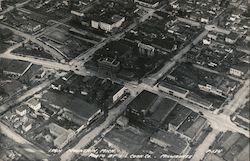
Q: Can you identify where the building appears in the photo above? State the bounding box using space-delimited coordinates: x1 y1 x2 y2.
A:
97 57 120 76
158 82 190 99
150 130 189 155
103 126 148 155
229 64 249 78
207 31 218 40
146 97 177 128
0 28 13 39
126 90 158 121
16 105 28 116
137 42 155 57
165 104 209 141
51 78 65 91
26 98 41 112
112 86 128 103
225 32 239 44
134 0 159 8
91 15 125 32
49 123 76 149
232 101 249 130
22 121 32 132
1 59 32 79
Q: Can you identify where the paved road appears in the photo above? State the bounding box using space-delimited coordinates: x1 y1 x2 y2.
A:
145 30 209 85
0 80 52 114
0 0 31 15
140 84 249 137
0 52 71 71
0 23 65 61
193 64 244 83
0 122 49 160
60 94 140 161
222 79 250 115
191 129 220 161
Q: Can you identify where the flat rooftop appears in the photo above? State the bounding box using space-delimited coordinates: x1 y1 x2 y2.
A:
104 126 148 154
150 97 177 123
42 90 100 119
165 104 192 127
0 59 31 75
128 90 158 112
151 130 188 155
159 81 189 94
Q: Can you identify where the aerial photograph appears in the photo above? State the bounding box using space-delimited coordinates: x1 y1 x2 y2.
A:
0 0 249 161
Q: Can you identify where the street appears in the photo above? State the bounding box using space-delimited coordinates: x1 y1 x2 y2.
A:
191 129 220 161
0 122 49 160
60 94 139 161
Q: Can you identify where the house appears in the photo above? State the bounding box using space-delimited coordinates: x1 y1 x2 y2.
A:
51 78 65 91
91 15 125 32
22 121 32 132
225 32 239 44
134 0 160 8
207 31 218 40
16 105 28 116
26 98 41 112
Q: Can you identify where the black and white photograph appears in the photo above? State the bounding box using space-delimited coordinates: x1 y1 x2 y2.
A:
0 0 249 161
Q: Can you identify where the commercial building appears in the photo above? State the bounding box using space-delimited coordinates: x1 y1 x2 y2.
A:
134 0 160 8
26 98 41 112
126 90 158 121
16 105 28 117
203 131 249 161
1 59 32 79
225 32 239 44
97 57 121 76
229 64 249 78
158 81 189 99
49 123 76 149
150 130 189 155
232 101 249 130
103 126 149 155
22 121 32 132
165 104 209 141
91 15 125 32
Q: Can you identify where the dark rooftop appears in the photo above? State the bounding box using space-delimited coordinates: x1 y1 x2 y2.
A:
42 90 100 119
151 130 188 155
165 104 192 127
0 59 31 75
150 97 177 123
128 90 158 112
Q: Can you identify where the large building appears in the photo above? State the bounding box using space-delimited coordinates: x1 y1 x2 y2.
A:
158 81 190 99
97 57 121 76
91 14 125 32
49 123 76 149
134 0 160 8
126 90 158 121
165 104 209 142
0 59 32 79
150 130 189 155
